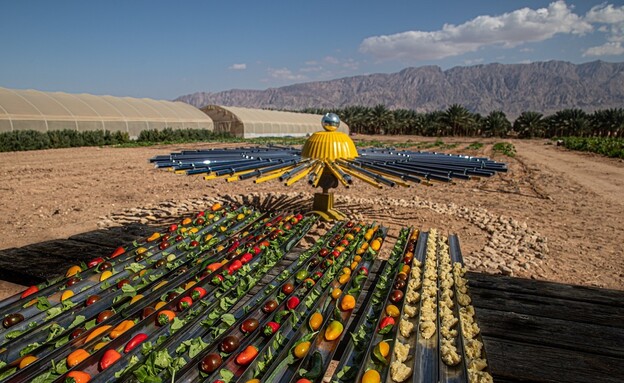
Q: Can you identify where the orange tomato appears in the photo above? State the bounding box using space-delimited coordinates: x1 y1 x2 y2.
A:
340 294 356 311
66 349 90 368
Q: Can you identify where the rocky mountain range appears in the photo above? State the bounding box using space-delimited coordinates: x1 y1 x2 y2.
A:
176 60 624 118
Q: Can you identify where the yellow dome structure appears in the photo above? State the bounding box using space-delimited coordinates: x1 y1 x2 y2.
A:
301 128 358 161
153 112 508 222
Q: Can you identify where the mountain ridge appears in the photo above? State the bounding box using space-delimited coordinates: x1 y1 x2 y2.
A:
176 60 624 118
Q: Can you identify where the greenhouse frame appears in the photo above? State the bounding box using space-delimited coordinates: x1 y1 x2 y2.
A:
0 87 213 137
202 105 350 138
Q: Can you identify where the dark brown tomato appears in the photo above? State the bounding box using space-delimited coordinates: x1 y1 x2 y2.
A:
200 353 222 373
396 273 408 281
142 306 155 320
262 300 278 313
165 292 180 302
97 310 115 323
116 279 130 289
69 327 86 340
240 318 259 334
281 283 294 295
154 259 167 268
98 262 112 272
134 254 145 262
309 257 320 267
2 313 24 328
85 295 101 306
219 335 240 353
394 280 406 290
66 277 81 287
390 290 404 304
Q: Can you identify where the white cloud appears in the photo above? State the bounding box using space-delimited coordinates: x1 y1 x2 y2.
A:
583 3 624 56
584 41 624 56
267 67 307 81
585 3 624 24
360 1 592 61
228 63 247 70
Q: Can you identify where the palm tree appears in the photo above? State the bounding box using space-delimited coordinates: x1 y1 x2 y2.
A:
590 108 624 137
548 109 589 137
369 104 394 135
514 111 545 138
482 111 511 137
441 104 475 136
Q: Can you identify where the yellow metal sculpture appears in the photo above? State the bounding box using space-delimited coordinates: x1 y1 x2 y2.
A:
151 112 507 221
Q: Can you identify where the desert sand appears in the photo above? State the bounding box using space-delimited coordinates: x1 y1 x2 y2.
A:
0 136 622 299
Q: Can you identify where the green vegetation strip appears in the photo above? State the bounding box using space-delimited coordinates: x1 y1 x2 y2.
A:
558 137 624 159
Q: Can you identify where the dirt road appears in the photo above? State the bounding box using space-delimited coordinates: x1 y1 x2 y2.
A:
514 141 624 207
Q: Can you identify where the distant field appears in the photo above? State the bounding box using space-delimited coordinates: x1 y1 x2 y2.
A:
557 136 624 159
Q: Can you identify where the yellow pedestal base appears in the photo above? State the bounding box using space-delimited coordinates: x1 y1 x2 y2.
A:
311 192 346 221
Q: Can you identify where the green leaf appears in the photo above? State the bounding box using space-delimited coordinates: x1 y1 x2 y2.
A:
122 283 137 296
219 368 234 383
45 306 63 319
84 318 97 330
30 371 56 383
221 313 236 326
36 296 52 311
5 329 25 340
170 317 185 332
125 262 145 273
188 338 209 358
20 342 41 356
45 323 65 342
69 315 86 328
53 358 68 375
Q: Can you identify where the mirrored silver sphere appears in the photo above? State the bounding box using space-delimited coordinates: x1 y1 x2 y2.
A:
321 113 340 131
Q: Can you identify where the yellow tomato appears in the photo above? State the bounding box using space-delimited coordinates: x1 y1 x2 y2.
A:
362 369 381 383
99 270 113 282
331 288 342 300
308 312 323 331
146 232 161 242
340 294 356 311
385 304 400 318
135 247 148 255
370 239 382 252
354 255 362 262
61 290 74 302
130 294 144 305
293 341 311 359
324 321 344 341
338 274 350 285
184 281 197 290
19 355 37 369
155 301 168 310
376 341 390 358
65 265 82 278
342 267 351 275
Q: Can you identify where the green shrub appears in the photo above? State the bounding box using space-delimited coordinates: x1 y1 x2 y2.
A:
559 137 624 159
466 142 484 150
0 129 132 152
493 142 516 157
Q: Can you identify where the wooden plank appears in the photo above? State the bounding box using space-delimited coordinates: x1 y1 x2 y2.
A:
25 239 112 264
484 336 624 383
470 287 624 328
467 271 624 307
68 224 153 248
0 247 54 285
475 307 624 358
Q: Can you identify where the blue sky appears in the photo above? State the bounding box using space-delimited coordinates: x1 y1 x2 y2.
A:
1 0 623 100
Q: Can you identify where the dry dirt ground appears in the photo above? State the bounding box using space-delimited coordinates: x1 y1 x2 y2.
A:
0 136 622 299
